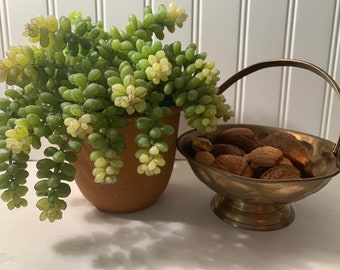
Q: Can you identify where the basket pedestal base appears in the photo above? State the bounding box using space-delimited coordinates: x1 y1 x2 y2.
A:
211 194 295 231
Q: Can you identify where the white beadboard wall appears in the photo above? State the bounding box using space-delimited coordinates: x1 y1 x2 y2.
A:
0 0 339 160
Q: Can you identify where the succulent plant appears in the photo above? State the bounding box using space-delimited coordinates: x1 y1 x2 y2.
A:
0 2 233 221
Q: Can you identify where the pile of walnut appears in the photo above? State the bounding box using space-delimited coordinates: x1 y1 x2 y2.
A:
191 127 310 180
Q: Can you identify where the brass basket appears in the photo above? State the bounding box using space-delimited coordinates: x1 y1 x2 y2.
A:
177 59 340 231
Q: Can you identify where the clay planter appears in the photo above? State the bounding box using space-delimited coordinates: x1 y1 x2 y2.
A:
73 108 181 213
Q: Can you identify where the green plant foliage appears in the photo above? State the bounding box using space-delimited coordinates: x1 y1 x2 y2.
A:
0 3 233 222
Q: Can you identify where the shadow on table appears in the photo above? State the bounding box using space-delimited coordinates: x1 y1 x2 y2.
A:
53 171 340 270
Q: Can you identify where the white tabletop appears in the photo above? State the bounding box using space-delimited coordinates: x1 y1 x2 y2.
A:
0 160 340 270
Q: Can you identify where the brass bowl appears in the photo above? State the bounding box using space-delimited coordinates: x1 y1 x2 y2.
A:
177 59 340 231
177 124 340 231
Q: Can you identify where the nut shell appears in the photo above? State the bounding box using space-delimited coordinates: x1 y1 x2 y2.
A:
261 131 309 169
279 157 293 166
260 164 301 180
216 134 261 153
211 144 246 157
194 151 215 165
212 154 253 177
191 137 213 152
216 127 256 140
244 146 283 167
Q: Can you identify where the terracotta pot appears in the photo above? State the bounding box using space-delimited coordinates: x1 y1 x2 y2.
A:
73 107 181 213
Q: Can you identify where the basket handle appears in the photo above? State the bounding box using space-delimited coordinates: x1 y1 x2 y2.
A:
218 58 340 158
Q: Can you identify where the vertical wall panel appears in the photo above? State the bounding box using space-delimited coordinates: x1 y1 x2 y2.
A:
103 0 143 30
329 89 340 143
324 0 340 143
242 0 289 127
329 22 340 142
246 0 288 64
286 0 335 135
5 0 47 46
200 0 241 80
0 0 7 54
54 0 97 20
200 0 241 124
0 0 339 153
0 0 8 96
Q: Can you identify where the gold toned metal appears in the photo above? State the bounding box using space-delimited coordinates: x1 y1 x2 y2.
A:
218 58 340 160
211 194 295 231
177 59 340 231
177 124 339 231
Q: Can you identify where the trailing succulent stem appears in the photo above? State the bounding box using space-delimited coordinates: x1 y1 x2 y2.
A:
0 2 233 221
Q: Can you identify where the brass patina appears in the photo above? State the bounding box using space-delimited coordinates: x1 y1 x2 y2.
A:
177 59 340 231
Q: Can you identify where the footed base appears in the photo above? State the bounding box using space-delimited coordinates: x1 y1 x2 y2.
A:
211 194 295 231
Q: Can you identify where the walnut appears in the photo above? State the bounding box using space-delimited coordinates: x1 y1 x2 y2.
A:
191 137 213 152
